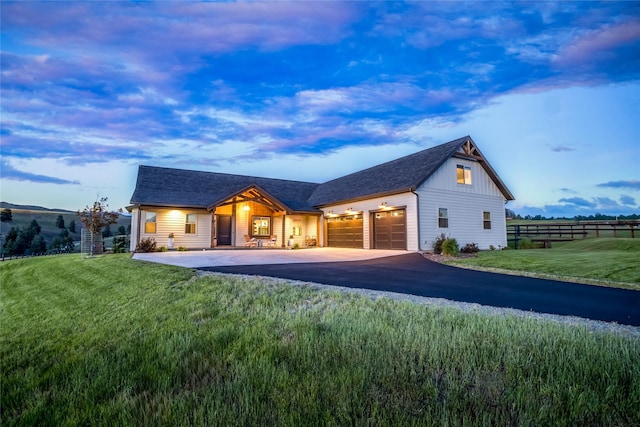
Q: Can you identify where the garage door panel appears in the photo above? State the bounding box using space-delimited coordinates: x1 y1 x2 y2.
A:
327 215 363 248
374 209 407 250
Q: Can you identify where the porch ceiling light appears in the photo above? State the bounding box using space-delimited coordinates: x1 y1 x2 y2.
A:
242 205 250 211
378 202 388 209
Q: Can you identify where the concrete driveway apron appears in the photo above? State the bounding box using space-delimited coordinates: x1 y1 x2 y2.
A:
133 247 408 268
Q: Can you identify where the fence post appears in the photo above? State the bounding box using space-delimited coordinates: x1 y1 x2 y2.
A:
631 224 635 239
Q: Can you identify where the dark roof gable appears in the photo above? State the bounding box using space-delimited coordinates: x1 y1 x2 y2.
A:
130 136 514 210
308 136 469 206
130 166 320 212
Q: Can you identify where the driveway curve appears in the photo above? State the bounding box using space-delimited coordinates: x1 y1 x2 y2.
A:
197 253 640 326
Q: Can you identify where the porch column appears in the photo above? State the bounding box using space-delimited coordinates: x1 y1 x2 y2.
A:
281 214 286 248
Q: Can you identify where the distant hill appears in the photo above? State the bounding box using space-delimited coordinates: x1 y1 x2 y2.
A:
0 202 75 213
1 202 131 253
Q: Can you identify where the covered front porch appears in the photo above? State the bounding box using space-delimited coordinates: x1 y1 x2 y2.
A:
209 184 321 249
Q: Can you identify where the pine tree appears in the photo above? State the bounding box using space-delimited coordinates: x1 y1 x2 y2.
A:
0 208 12 222
56 215 65 229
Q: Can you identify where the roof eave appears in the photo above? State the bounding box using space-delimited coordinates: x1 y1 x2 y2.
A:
313 187 415 208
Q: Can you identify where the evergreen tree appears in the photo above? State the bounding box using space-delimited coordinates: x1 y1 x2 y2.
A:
0 208 12 222
29 219 41 234
30 235 47 254
117 225 126 235
102 225 112 238
69 220 76 233
56 215 65 229
2 227 19 255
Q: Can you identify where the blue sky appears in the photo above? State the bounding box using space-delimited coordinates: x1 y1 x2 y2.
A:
1 1 639 217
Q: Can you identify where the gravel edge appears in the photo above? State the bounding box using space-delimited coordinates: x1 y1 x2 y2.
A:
197 271 640 339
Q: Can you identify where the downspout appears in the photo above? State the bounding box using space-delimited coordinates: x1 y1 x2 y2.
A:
411 189 422 251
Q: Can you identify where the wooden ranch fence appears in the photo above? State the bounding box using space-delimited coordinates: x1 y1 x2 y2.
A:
507 220 639 248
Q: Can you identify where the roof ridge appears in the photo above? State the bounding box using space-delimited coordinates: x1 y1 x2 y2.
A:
138 164 320 186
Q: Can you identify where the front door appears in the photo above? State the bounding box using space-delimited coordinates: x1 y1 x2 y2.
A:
217 215 232 246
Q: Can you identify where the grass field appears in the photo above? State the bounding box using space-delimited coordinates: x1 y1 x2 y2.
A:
448 238 640 289
2 254 639 426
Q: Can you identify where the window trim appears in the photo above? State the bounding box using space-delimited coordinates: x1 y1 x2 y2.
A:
438 208 448 228
456 164 472 185
185 213 197 234
251 215 271 237
144 211 157 234
483 211 492 230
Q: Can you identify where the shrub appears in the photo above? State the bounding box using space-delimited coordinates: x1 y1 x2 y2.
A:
489 244 496 251
112 236 129 253
433 233 447 254
135 237 157 253
177 246 188 251
461 242 479 254
158 246 168 252
441 238 459 257
519 238 536 249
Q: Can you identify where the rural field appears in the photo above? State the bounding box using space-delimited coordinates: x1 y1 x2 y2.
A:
448 238 640 290
1 252 639 426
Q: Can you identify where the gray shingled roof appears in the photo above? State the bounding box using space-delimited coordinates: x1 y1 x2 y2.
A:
308 136 469 206
130 167 320 212
130 136 514 211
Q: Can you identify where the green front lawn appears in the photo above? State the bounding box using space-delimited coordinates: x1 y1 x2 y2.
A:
449 238 640 288
2 254 639 426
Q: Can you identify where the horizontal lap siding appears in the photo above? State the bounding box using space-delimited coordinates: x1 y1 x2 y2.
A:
138 207 211 249
417 158 507 250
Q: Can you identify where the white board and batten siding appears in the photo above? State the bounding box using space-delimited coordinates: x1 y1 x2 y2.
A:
417 158 508 250
134 207 212 249
321 193 419 250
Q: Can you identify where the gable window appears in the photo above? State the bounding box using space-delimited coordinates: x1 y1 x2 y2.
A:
144 211 157 234
252 216 271 237
438 208 448 228
185 214 197 234
483 211 491 230
456 165 472 185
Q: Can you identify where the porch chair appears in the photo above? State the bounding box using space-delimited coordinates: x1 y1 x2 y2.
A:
244 235 258 247
266 235 278 247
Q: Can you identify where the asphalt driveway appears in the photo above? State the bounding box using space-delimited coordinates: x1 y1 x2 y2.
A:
197 253 640 326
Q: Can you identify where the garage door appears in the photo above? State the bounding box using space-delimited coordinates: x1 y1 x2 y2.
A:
373 209 406 250
327 215 363 248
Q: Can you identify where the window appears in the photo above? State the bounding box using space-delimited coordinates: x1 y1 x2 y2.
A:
483 211 491 230
456 165 472 185
144 211 157 234
438 208 448 228
252 216 271 236
185 213 197 234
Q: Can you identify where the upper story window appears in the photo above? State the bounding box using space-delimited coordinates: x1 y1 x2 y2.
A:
185 214 197 234
456 165 472 185
252 216 271 237
144 211 157 234
438 208 448 228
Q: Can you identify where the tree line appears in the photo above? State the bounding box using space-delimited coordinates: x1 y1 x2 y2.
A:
1 198 127 257
505 208 640 221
